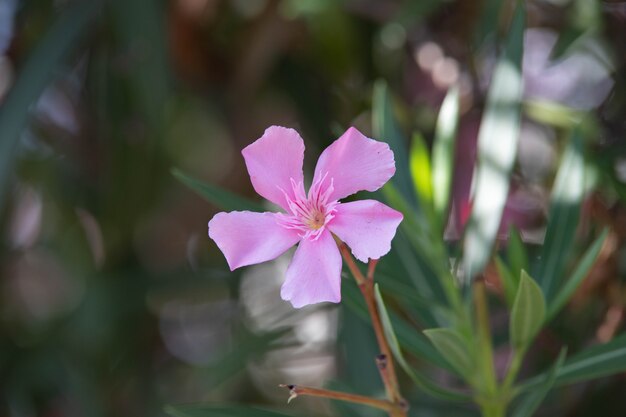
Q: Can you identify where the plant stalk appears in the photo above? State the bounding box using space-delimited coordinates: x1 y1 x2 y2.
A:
338 242 407 417
279 385 402 414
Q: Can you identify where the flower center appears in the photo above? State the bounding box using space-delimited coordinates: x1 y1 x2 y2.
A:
276 173 338 240
306 209 326 230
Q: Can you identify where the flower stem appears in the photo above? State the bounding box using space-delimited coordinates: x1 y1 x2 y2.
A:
337 242 407 417
278 385 402 414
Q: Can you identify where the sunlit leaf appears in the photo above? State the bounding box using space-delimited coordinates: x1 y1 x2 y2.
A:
462 2 525 282
171 168 264 212
510 271 545 350
535 128 585 301
431 85 460 223
409 132 433 209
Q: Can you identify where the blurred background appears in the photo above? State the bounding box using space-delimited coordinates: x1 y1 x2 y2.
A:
1 0 625 416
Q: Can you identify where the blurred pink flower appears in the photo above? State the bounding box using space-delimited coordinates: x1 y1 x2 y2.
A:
208 126 403 308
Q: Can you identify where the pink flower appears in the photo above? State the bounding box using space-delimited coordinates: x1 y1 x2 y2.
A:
208 126 403 308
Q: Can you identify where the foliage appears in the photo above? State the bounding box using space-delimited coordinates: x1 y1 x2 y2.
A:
1 1 626 417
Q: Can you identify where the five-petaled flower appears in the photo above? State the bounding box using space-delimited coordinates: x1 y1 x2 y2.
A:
208 126 403 308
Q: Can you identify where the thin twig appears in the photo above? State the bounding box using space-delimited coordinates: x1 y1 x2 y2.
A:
278 385 401 414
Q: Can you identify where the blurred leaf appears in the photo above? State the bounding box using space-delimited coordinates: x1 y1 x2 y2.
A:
431 85 460 224
381 183 450 309
507 227 528 277
555 333 626 385
524 99 585 129
536 128 585 301
510 348 566 417
204 329 288 388
110 0 169 129
394 0 449 25
547 229 608 321
342 281 450 370
171 168 264 212
409 133 433 210
495 256 518 308
372 80 414 204
423 328 474 378
165 404 293 417
462 2 525 282
373 284 470 401
521 334 626 391
510 271 545 350
473 0 504 48
0 0 101 209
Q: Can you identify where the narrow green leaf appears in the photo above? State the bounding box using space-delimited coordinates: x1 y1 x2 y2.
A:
536 128 585 301
0 0 101 209
510 271 546 350
373 284 471 402
555 333 626 385
423 328 474 378
495 256 519 308
510 348 567 417
409 133 433 208
547 229 608 320
165 404 293 417
342 281 449 369
521 334 626 391
172 168 264 212
431 85 460 222
507 227 529 277
462 2 525 282
372 80 414 203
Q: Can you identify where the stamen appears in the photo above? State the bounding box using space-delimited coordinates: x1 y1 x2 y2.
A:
275 175 339 240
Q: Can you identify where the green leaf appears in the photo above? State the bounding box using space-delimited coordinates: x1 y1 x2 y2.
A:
495 256 519 308
431 85 460 223
342 281 450 369
555 333 626 385
423 328 474 378
172 168 264 212
165 404 293 417
373 284 471 402
520 334 626 392
536 128 585 301
507 227 529 278
372 80 414 203
462 2 525 282
547 229 608 321
409 133 433 209
510 348 567 417
0 0 101 210
510 271 546 350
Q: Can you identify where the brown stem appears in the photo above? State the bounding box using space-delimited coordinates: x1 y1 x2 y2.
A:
279 385 402 414
337 242 406 416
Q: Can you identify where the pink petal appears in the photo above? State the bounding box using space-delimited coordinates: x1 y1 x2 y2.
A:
242 126 305 211
208 211 300 270
281 230 342 308
312 127 396 201
328 200 403 262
